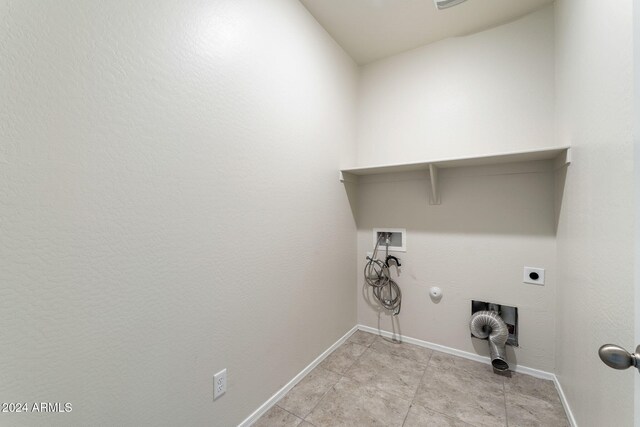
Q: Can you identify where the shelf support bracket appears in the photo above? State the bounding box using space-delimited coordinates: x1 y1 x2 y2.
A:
339 171 358 184
554 147 572 169
429 164 440 205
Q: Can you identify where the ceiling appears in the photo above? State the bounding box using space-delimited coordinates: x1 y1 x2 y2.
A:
299 0 553 64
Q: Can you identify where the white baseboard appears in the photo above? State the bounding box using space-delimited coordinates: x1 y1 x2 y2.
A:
238 325 358 427
239 323 577 427
552 374 578 427
357 324 554 380
357 324 577 426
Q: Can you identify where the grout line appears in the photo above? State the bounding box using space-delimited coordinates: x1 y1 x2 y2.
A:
406 351 502 426
368 329 468 425
303 372 339 421
274 405 305 424
302 386 332 422
302 367 345 418
503 380 509 427
401 348 434 426
340 331 416 426
330 337 370 377
302 337 371 422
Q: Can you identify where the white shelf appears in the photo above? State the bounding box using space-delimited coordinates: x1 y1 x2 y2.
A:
340 146 571 205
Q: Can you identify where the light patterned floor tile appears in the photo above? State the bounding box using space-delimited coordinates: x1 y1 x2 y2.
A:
254 405 302 427
413 368 506 427
345 348 427 401
318 342 367 375
255 348 569 427
403 404 474 427
277 367 341 418
369 336 432 364
346 330 377 347
305 377 411 427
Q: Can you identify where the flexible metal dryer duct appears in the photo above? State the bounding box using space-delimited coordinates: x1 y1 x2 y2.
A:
469 310 509 371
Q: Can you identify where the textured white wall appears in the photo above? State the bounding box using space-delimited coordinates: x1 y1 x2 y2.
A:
354 7 558 372
356 6 555 166
554 0 635 425
0 1 357 426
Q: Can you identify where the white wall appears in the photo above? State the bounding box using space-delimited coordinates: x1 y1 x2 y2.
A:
356 6 555 166
635 0 640 423
354 6 558 372
554 0 635 425
0 1 357 425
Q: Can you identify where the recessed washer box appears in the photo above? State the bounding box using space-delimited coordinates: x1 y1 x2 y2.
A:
373 228 406 252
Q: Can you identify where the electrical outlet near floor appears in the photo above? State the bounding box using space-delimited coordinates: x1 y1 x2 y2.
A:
214 369 227 400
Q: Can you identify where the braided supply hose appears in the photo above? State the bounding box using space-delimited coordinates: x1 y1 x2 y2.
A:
364 234 401 315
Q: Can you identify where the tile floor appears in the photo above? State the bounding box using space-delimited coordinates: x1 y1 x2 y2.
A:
255 330 569 427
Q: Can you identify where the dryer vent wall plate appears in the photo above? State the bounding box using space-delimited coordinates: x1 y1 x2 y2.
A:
471 300 518 347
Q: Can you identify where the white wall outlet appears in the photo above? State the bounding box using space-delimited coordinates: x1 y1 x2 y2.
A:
213 369 227 400
523 267 545 285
